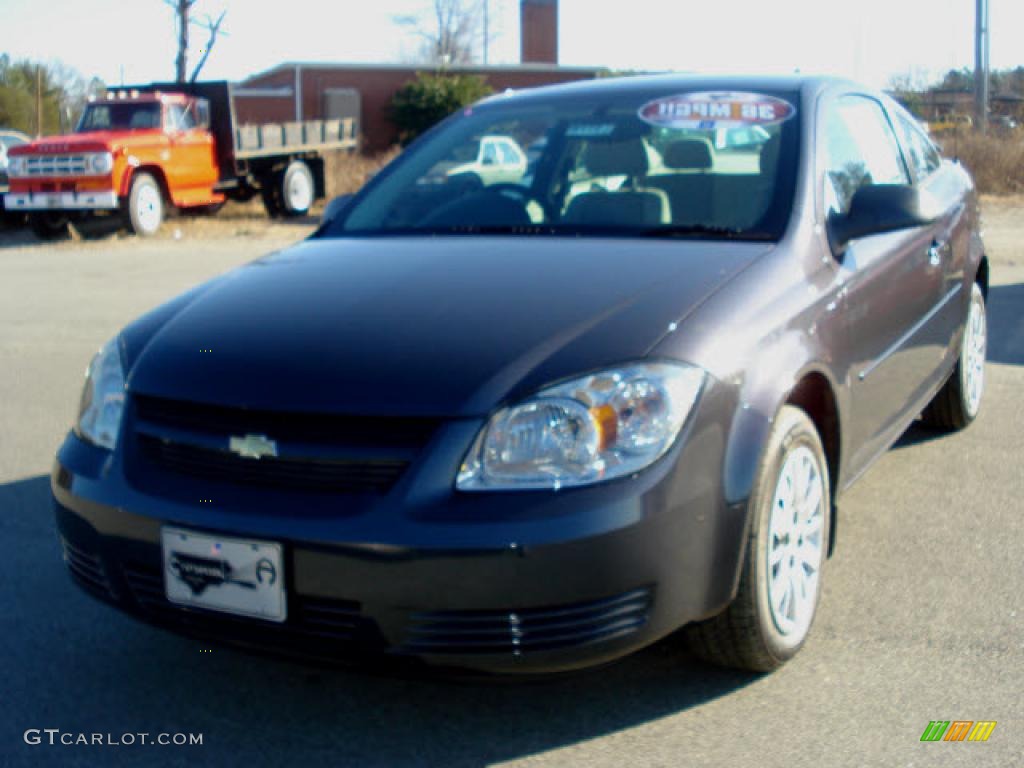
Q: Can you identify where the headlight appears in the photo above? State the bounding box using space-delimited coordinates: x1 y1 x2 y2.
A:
76 338 126 450
88 152 114 175
8 155 26 177
457 362 705 491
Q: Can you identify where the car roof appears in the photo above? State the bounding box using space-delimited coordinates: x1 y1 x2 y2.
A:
482 73 859 107
0 129 31 142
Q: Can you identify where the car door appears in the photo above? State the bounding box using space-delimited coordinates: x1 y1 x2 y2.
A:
821 94 947 476
165 101 218 199
889 105 969 366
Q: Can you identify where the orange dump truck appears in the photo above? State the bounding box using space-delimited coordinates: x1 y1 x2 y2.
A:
4 81 357 238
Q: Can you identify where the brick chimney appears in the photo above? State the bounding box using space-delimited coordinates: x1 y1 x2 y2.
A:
521 0 558 65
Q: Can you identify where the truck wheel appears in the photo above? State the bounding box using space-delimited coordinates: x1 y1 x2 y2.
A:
126 172 164 236
280 161 314 217
29 213 71 241
683 405 830 672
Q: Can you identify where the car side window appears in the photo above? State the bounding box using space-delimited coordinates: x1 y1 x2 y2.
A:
167 104 197 131
497 142 519 166
481 142 499 166
893 112 942 182
822 95 910 215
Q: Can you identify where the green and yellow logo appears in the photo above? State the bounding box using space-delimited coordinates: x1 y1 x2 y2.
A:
920 721 997 742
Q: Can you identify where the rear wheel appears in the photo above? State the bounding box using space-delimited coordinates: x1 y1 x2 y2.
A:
921 282 986 430
280 160 314 217
126 172 164 236
28 212 70 240
684 405 830 672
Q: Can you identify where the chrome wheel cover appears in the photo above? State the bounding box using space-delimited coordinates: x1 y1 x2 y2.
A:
136 183 162 233
767 444 826 638
286 169 313 212
961 286 986 418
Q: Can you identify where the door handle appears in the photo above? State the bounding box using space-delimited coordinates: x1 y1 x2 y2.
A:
928 242 943 267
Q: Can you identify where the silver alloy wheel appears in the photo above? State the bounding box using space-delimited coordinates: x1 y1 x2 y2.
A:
961 285 986 418
767 444 826 637
286 167 313 212
135 182 162 234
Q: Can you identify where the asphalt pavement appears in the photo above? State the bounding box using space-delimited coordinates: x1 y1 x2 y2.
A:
0 225 1021 767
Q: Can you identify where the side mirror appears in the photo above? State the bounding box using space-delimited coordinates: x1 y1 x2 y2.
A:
320 194 353 226
829 184 937 254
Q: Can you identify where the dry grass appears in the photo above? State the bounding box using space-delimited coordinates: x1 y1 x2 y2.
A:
939 131 1024 196
323 147 402 198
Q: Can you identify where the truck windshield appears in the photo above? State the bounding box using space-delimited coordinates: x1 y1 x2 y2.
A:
327 88 800 240
77 103 162 132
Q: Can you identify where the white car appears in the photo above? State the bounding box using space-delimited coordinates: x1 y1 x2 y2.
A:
447 135 527 185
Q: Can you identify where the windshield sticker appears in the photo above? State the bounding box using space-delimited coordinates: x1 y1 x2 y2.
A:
566 123 617 138
638 92 796 130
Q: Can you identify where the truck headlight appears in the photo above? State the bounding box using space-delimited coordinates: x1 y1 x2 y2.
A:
8 155 26 177
75 338 126 451
88 152 114 175
456 362 705 491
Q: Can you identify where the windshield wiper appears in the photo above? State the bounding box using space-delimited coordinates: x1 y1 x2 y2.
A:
638 225 775 241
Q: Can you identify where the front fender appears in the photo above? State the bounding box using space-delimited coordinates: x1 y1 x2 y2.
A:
721 329 842 506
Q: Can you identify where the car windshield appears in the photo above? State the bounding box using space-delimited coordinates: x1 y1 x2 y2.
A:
77 102 162 132
327 87 800 240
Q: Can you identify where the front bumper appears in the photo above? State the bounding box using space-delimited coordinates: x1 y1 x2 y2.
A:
52 385 751 675
4 189 118 211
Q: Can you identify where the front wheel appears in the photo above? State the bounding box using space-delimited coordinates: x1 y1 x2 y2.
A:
921 282 987 430
126 172 164 237
684 405 830 672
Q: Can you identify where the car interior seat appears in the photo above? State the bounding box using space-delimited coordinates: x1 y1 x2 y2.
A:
562 139 670 228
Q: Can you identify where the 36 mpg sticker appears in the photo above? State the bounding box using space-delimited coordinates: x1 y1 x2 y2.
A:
638 91 796 130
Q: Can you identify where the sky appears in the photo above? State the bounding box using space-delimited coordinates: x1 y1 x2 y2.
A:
2 0 1022 90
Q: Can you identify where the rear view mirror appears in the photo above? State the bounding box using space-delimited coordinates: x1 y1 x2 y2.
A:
829 184 938 253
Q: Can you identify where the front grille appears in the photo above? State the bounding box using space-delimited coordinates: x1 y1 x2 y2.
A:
402 588 653 655
132 394 439 494
138 436 407 493
61 537 114 599
22 154 88 177
121 560 370 644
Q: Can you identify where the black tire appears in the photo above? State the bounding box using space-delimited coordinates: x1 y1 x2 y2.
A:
126 172 164 236
260 179 282 218
28 212 70 241
279 160 314 217
920 282 986 431
684 405 831 672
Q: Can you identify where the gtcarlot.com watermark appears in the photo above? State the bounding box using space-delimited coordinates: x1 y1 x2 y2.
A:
24 729 202 747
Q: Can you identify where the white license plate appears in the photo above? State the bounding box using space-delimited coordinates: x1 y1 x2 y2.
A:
161 527 286 622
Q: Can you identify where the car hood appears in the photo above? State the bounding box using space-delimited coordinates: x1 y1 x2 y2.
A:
125 236 771 417
12 130 164 155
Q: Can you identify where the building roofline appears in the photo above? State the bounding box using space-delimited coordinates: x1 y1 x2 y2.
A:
243 60 606 83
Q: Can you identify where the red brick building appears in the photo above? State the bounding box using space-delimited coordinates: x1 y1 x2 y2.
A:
231 0 602 151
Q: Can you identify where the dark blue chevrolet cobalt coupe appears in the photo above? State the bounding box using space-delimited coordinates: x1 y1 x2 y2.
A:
54 75 988 674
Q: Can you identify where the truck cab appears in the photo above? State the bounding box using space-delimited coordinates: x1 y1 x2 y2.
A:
4 90 224 238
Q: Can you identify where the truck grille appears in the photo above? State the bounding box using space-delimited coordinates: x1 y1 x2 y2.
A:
21 154 89 177
130 394 439 495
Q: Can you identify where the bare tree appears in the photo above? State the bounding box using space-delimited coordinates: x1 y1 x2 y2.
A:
396 0 487 67
189 11 228 82
164 1 227 83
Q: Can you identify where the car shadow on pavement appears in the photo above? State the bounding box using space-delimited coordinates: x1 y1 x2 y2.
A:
0 473 761 768
987 282 1024 366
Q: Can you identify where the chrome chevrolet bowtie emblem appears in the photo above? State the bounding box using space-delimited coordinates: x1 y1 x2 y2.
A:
228 434 278 460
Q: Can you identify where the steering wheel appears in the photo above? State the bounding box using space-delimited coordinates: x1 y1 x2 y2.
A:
481 183 553 223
